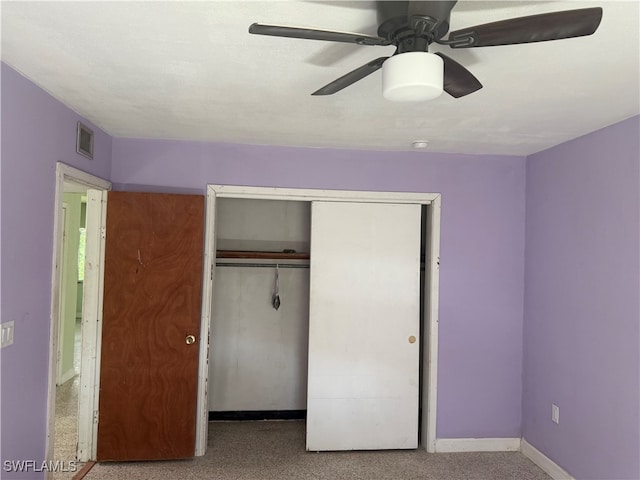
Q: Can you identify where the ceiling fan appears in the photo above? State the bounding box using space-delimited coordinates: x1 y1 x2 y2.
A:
249 1 603 101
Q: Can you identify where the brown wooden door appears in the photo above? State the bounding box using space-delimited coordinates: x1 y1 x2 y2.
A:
97 192 204 461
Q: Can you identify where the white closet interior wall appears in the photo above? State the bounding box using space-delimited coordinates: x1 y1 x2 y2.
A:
208 198 311 411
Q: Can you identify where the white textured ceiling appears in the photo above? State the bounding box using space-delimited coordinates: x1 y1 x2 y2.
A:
1 1 638 155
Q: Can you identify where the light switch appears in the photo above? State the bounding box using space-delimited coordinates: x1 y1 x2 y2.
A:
1 321 15 348
551 404 560 424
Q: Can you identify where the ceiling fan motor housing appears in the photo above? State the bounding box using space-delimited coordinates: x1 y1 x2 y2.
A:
377 1 456 42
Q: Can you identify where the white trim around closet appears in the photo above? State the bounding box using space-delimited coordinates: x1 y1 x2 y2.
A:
196 185 442 455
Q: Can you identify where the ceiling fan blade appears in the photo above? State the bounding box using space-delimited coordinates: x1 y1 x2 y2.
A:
435 53 482 98
312 57 389 96
249 23 391 46
448 7 603 48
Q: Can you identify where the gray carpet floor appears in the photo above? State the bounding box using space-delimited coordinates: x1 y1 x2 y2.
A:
53 376 80 480
85 421 551 480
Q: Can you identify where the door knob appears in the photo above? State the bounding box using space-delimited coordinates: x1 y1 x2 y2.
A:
408 335 416 344
185 334 196 345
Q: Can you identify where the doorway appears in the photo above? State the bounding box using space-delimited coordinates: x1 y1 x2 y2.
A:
47 163 111 469
53 192 85 477
200 185 441 454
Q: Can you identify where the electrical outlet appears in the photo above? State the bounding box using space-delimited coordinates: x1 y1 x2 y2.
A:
551 404 560 424
1 321 15 348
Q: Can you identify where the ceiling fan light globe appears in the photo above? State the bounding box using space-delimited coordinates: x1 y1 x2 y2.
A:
382 52 444 102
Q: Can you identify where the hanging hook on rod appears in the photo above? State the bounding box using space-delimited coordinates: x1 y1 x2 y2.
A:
272 264 281 310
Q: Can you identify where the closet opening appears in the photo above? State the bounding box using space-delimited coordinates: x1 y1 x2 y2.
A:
208 198 311 431
200 185 441 455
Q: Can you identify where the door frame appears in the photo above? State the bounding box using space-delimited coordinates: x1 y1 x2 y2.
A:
47 162 111 469
199 185 441 454
56 202 71 385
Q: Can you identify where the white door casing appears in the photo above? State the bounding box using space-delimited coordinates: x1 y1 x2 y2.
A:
203 185 441 454
56 204 69 385
47 163 111 471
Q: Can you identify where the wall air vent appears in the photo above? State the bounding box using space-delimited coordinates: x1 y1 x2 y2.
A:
76 121 94 159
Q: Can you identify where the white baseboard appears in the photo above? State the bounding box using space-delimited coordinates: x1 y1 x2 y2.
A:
435 437 521 452
520 439 575 480
58 368 77 386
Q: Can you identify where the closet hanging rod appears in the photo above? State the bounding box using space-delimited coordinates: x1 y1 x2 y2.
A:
217 250 310 260
215 262 309 269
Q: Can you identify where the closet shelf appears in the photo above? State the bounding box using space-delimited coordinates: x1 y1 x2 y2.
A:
216 250 310 260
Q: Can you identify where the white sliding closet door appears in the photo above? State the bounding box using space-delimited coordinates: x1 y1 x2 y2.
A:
307 201 421 451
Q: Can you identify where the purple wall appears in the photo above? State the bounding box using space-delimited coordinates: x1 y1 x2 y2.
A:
523 116 640 479
0 63 112 478
3 54 638 479
6 55 637 479
112 138 527 439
